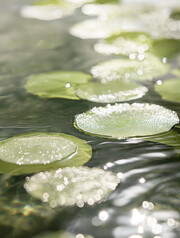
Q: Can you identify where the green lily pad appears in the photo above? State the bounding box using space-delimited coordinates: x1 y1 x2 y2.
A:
33 231 93 238
170 8 180 20
91 54 170 82
152 39 180 57
94 32 152 56
24 166 120 207
154 78 180 103
82 3 153 19
70 18 141 39
172 68 180 77
0 133 92 175
74 103 179 139
25 71 92 100
76 80 148 103
21 0 84 21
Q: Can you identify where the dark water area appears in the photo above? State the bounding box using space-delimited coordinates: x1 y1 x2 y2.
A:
0 0 180 238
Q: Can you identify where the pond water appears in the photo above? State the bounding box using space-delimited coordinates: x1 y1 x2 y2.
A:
0 0 180 238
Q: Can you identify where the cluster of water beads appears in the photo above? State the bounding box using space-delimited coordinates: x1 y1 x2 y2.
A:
24 167 120 208
74 103 179 139
0 136 77 165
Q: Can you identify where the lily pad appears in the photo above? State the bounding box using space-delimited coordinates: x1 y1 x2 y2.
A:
76 80 148 103
25 71 92 100
152 39 180 57
24 166 120 207
170 8 180 20
0 133 92 175
154 78 180 103
74 103 179 139
91 54 170 82
94 32 152 56
70 18 142 39
21 0 84 21
82 3 153 20
33 231 93 238
172 68 180 77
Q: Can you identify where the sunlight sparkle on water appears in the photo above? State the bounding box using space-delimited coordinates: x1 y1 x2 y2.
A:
99 210 109 221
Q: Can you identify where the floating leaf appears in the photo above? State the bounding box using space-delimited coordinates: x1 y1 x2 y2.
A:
94 32 152 56
74 103 179 139
33 231 93 238
154 78 180 103
25 71 92 100
152 39 180 57
76 80 148 103
24 167 120 207
82 3 153 20
172 68 180 77
21 0 86 21
170 8 180 20
91 54 170 83
0 133 92 175
122 0 180 7
70 19 142 39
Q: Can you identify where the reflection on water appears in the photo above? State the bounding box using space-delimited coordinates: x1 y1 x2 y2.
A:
0 0 180 238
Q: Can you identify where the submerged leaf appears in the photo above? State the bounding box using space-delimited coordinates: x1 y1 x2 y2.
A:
0 176 55 237
74 103 179 139
154 78 180 103
91 54 170 83
0 133 92 175
24 167 120 207
95 32 152 56
76 80 148 103
25 71 92 100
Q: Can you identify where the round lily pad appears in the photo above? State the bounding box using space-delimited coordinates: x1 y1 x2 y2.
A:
82 3 153 20
94 32 152 56
21 0 81 21
74 103 179 139
154 78 180 103
70 19 141 39
91 54 170 83
24 166 120 207
25 71 92 100
0 133 92 175
76 80 148 103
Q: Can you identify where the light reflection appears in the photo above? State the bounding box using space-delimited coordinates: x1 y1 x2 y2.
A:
167 218 176 227
152 224 162 234
129 235 142 238
137 225 144 234
91 216 101 227
131 209 145 226
76 234 85 238
142 201 154 210
99 210 109 221
139 178 146 184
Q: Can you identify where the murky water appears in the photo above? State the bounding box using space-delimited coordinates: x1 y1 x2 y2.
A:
0 0 180 238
